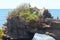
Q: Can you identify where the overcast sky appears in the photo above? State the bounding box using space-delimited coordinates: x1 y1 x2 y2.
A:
0 0 60 9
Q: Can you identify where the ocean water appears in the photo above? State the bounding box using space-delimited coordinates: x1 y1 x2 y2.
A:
32 33 55 40
0 9 60 27
0 9 13 27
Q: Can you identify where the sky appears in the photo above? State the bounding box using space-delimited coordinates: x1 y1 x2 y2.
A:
0 0 60 9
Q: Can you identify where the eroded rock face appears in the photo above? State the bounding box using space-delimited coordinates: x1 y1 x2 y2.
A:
3 18 60 40
2 4 60 40
44 18 60 40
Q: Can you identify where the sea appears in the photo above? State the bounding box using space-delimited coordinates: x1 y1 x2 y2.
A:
0 9 60 27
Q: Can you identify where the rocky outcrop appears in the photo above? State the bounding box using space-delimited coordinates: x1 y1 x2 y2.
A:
44 18 60 40
2 4 60 40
